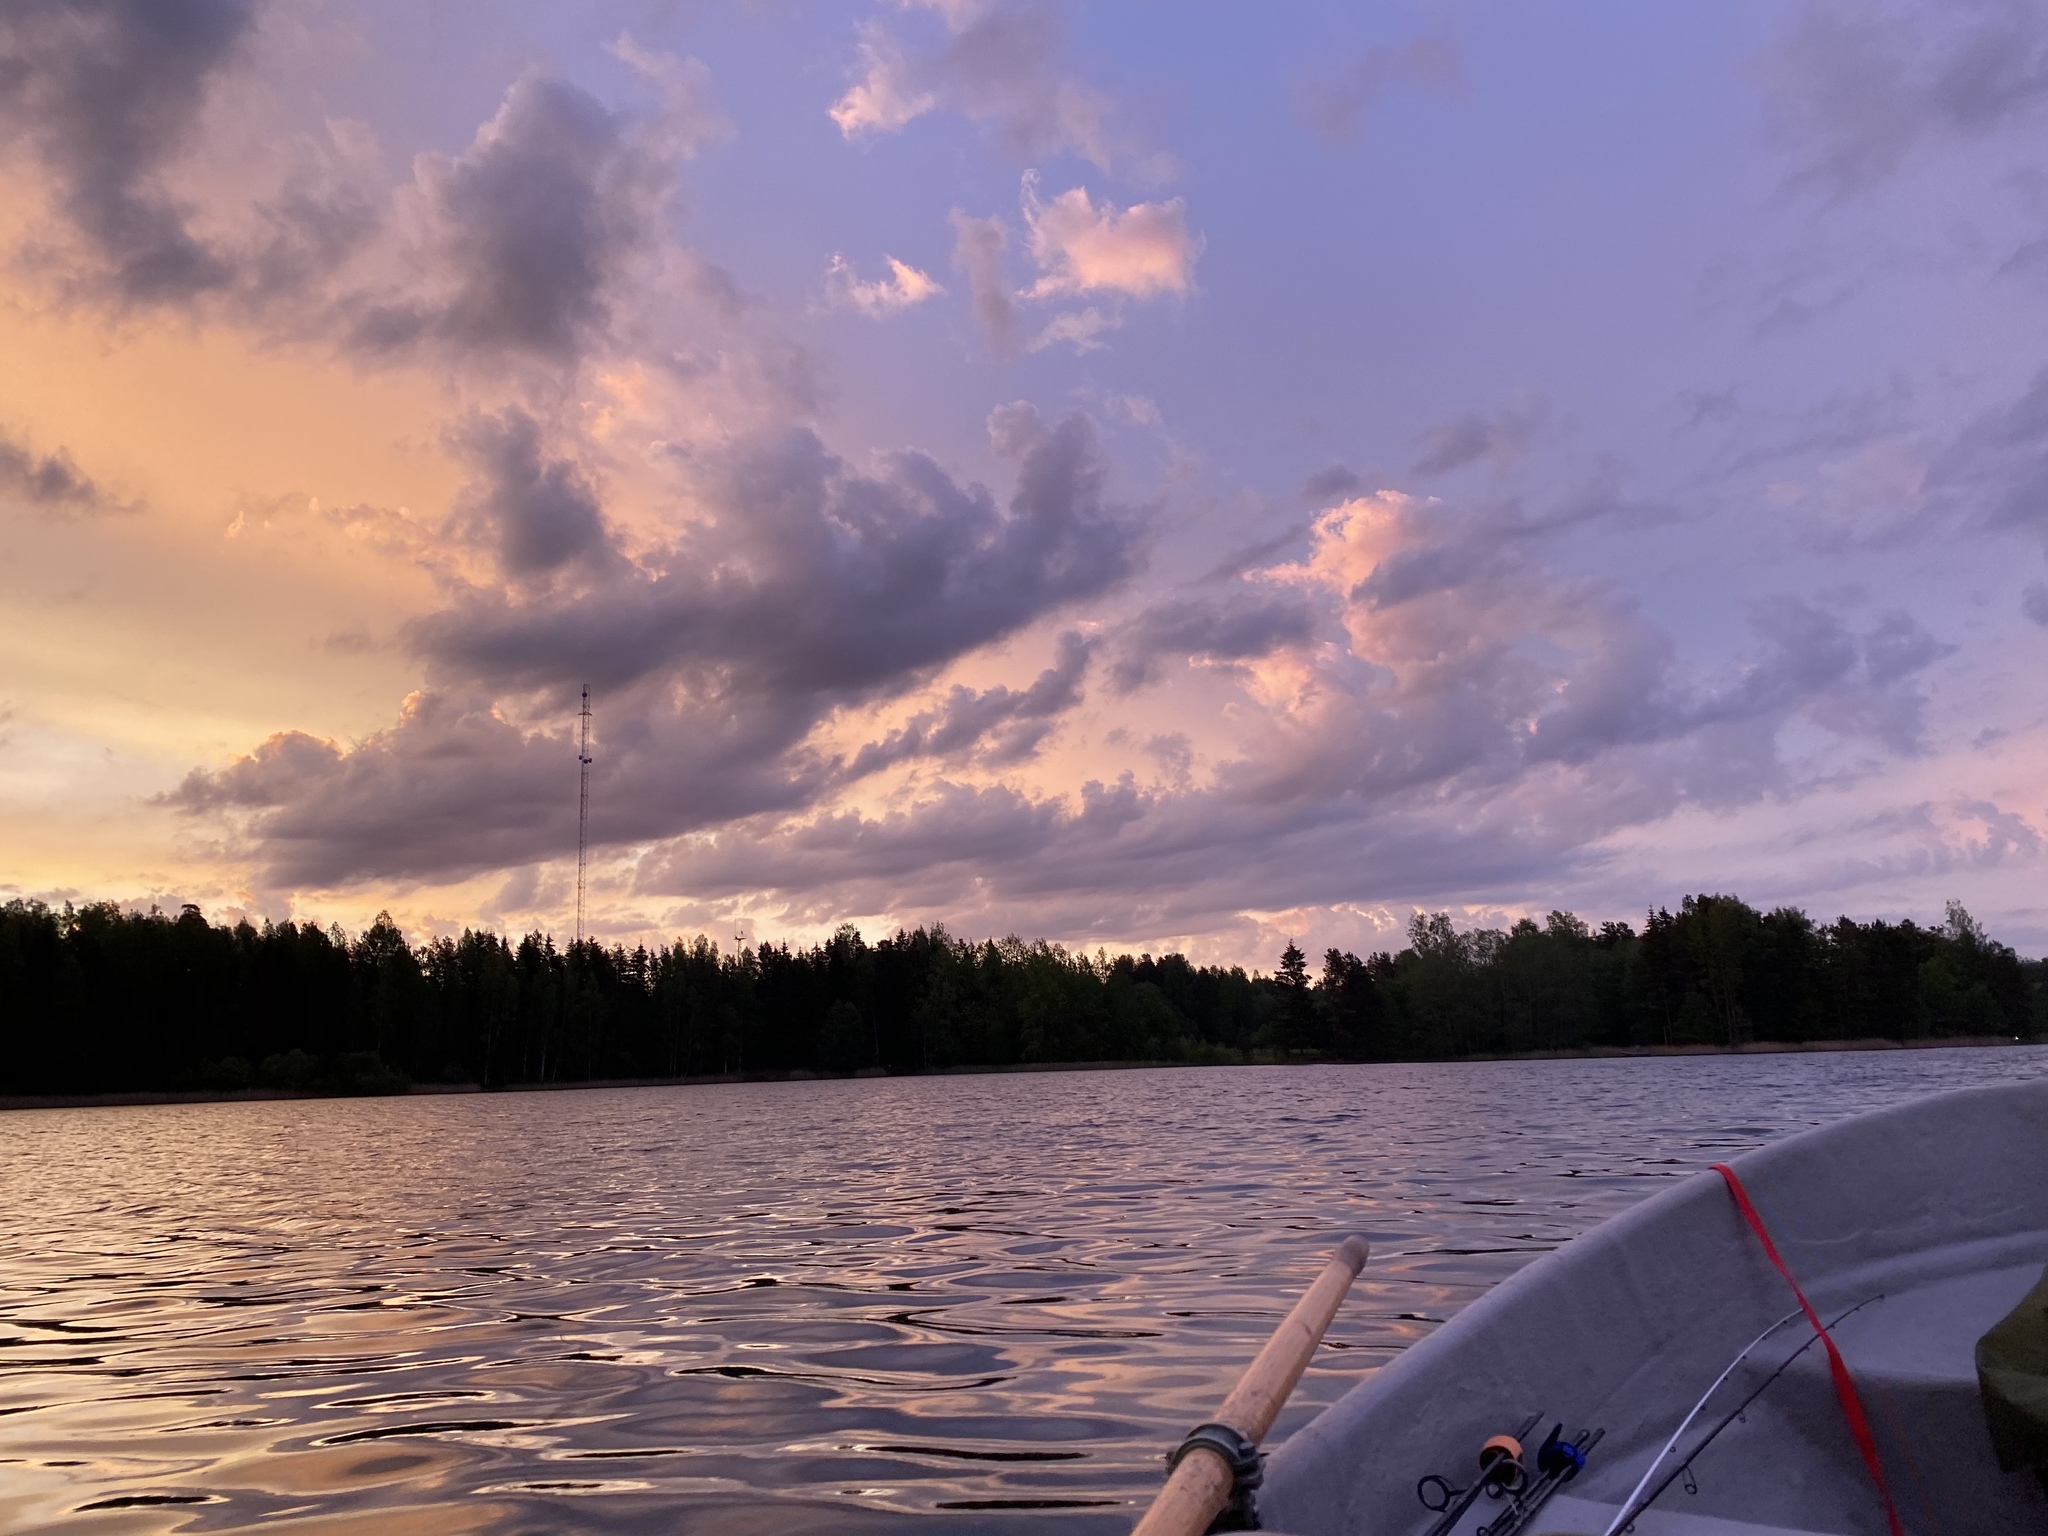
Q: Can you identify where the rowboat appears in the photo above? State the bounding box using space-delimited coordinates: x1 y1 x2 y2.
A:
1137 1078 2048 1536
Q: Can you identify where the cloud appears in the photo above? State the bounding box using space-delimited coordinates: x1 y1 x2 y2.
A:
162 695 602 888
1797 609 1955 753
1926 365 2048 544
446 409 619 584
227 462 1934 938
634 765 1625 940
0 0 255 303
950 209 1015 353
0 0 388 317
825 253 945 316
0 429 119 517
345 72 676 363
0 8 743 402
419 404 1138 697
623 497 1972 940
829 23 935 137
1301 465 1363 504
830 4 1149 174
1299 34 1460 145
1108 594 1318 692
1266 492 1689 782
608 33 730 161
847 629 1092 774
173 406 1143 886
1860 608 1953 687
943 177 1199 356
1764 3 2048 198
1028 305 1117 353
166 432 1978 937
1020 175 1200 300
1408 398 1548 478
1272 494 1945 778
50 5 2015 954
2022 582 2048 626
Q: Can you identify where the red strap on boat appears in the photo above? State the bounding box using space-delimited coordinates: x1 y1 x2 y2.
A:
1711 1163 1903 1536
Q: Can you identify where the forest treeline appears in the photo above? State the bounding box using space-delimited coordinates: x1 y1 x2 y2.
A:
1 894 2042 1097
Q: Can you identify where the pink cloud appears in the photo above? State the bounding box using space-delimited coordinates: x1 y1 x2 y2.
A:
1021 175 1200 300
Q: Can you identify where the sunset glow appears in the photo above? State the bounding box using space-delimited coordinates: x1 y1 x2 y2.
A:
3 1 2045 962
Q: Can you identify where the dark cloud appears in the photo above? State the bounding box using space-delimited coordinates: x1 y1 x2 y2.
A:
0 429 117 516
1804 610 1955 753
626 588 1960 940
1736 596 1862 705
0 0 253 303
1670 600 1948 756
644 781 1072 916
1765 3 2048 199
1108 594 1317 692
346 73 666 363
172 405 1141 887
632 759 1624 943
416 405 1137 698
1299 34 1460 146
1518 609 1682 768
1409 398 1546 478
448 410 616 582
2024 582 2048 626
160 688 836 889
847 630 1092 776
169 421 1966 924
2 14 715 376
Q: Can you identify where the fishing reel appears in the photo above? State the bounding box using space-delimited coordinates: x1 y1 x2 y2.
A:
1416 1415 1538 1535
1416 1414 1601 1536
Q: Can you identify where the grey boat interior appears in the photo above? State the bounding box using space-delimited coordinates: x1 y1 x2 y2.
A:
1258 1079 2048 1536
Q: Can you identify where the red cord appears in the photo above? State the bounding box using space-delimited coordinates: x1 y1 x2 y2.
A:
1711 1163 1905 1536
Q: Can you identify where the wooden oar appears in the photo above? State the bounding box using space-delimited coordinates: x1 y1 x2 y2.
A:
1132 1235 1371 1536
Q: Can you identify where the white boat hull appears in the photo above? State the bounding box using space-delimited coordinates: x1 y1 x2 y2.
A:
1259 1080 2048 1535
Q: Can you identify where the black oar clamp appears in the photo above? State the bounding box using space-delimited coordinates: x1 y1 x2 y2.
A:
1167 1421 1264 1532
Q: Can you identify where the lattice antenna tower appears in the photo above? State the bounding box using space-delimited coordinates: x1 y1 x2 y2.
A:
575 684 593 949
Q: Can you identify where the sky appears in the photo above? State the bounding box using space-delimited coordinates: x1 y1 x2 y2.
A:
3 0 2047 966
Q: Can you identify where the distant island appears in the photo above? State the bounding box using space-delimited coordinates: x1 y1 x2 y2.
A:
1 896 2041 1101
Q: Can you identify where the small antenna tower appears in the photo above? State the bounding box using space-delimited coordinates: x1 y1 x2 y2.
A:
575 684 593 948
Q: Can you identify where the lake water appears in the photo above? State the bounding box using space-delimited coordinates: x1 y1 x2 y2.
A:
4 1048 2045 1534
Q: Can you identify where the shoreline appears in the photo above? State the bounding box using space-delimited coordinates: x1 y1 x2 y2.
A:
1 1034 2039 1113
1455 1032 2041 1062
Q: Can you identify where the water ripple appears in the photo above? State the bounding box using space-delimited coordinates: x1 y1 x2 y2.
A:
2 1050 2043 1533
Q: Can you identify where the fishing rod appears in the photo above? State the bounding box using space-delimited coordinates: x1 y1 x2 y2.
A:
1414 1414 1540 1536
1477 1421 1605 1536
1600 1295 1883 1536
1597 1306 1805 1536
1414 1412 1604 1536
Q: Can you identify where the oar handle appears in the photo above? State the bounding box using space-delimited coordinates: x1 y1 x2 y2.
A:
1131 1235 1370 1536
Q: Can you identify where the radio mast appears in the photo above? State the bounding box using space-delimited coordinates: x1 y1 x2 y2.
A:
575 684 593 948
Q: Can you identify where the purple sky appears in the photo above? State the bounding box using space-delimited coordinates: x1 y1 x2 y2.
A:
3 0 2046 963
